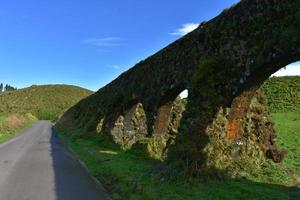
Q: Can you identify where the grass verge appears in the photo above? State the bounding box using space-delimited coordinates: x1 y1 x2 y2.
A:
0 113 36 143
55 112 300 200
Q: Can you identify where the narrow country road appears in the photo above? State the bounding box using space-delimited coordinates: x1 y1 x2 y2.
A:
0 121 109 200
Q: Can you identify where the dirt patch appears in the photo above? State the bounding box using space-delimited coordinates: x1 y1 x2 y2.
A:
3 114 26 130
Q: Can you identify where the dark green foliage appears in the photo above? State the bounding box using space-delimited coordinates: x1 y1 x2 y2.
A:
191 57 219 86
280 28 300 51
4 84 17 92
0 83 16 92
277 2 300 51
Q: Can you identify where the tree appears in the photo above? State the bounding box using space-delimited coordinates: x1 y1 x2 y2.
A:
4 84 17 92
0 83 3 92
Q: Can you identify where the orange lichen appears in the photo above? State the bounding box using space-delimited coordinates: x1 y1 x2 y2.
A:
227 118 241 140
153 102 173 135
227 90 256 140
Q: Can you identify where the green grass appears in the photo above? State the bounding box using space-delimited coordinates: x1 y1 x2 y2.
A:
56 122 300 200
0 84 92 120
271 112 300 176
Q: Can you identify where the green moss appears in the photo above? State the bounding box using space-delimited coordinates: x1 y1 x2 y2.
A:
191 57 219 86
280 28 300 50
147 134 170 160
252 15 265 31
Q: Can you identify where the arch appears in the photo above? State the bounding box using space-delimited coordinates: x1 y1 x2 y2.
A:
147 87 187 159
109 103 148 150
227 59 300 141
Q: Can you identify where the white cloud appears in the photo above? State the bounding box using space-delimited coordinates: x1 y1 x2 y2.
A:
272 62 300 77
82 37 124 47
172 23 199 36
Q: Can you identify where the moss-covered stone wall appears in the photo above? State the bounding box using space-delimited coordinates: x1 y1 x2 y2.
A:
58 0 300 175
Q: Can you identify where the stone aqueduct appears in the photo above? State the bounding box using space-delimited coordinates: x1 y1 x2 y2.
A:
58 0 300 174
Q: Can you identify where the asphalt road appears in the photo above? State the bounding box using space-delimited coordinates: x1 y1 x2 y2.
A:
0 121 110 200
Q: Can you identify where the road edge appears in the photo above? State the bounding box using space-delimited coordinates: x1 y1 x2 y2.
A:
51 125 112 200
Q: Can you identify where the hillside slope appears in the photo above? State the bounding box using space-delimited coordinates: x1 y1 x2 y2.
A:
261 76 300 113
0 84 93 120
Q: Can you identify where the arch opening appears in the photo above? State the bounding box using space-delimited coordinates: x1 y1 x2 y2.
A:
272 62 300 77
226 61 300 162
179 89 188 99
147 88 188 160
166 59 300 176
227 61 300 140
104 87 190 158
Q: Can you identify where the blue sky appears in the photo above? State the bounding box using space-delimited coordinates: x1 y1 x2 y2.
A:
0 0 299 91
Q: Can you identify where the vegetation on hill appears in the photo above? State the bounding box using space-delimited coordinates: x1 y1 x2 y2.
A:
0 84 92 120
0 83 17 92
0 84 92 144
261 76 300 113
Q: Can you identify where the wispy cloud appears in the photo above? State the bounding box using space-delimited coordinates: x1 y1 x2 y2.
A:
82 37 125 47
112 65 120 69
272 62 300 77
171 23 199 36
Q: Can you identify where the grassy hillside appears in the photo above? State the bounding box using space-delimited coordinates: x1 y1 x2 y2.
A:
261 76 300 113
0 84 92 120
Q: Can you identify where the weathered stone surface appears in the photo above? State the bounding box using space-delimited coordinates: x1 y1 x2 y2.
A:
58 0 300 175
147 97 185 159
166 91 285 177
110 103 148 149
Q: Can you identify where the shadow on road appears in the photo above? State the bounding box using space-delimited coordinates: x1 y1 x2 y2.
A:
50 127 109 200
